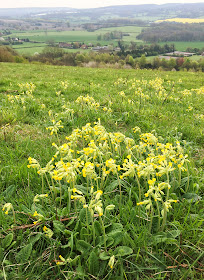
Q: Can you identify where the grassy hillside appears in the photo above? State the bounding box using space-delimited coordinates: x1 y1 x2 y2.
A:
0 63 203 279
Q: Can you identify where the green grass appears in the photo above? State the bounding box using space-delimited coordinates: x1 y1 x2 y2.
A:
159 41 204 51
13 44 89 55
147 54 203 62
12 42 47 55
188 55 203 61
97 25 144 34
9 30 100 44
12 42 47 49
0 63 204 279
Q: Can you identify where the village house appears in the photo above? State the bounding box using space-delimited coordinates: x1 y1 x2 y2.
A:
114 47 121 52
59 42 73 49
80 44 88 49
165 51 195 57
92 46 109 52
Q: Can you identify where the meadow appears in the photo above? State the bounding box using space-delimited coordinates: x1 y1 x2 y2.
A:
12 44 89 55
9 29 117 45
158 41 204 52
0 63 204 279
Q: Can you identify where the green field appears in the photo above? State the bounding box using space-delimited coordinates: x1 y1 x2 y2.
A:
0 63 204 279
9 30 101 44
12 43 89 55
12 42 47 55
159 41 204 51
97 26 145 42
147 54 203 62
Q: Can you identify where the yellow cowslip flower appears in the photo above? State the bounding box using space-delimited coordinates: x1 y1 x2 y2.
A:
56 254 71 265
95 190 103 200
95 206 103 216
56 91 61 96
121 157 138 179
71 194 86 204
33 211 44 223
108 255 115 269
133 126 141 133
137 199 152 210
33 211 39 217
140 133 158 145
59 255 65 262
75 95 100 109
82 162 96 179
46 120 63 135
106 205 115 211
148 178 156 185
33 194 48 203
161 199 178 216
72 188 83 195
106 158 118 174
43 226 53 238
2 203 13 214
27 157 40 170
43 226 48 231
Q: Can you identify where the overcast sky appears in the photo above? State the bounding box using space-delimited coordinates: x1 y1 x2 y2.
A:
1 1 204 9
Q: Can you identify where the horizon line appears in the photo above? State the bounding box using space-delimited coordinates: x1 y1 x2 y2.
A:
1 2 204 10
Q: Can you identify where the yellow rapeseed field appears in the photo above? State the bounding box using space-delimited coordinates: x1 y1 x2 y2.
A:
156 18 204 23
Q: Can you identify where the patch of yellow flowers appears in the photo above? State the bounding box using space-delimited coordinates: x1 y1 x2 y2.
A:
27 120 189 231
75 95 100 110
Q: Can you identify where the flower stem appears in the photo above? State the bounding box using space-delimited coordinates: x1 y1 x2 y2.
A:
161 207 167 231
116 172 122 217
92 217 95 247
100 216 107 252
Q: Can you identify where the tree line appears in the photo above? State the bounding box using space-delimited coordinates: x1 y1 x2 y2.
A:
137 22 204 42
1 45 204 72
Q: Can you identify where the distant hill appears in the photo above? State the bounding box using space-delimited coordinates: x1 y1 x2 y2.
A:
0 7 77 18
1 3 204 20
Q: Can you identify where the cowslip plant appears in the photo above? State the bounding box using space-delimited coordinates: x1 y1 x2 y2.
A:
26 121 190 234
75 95 100 110
2 120 192 277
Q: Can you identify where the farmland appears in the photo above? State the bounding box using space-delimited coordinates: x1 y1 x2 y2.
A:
157 18 204 24
1 26 204 57
3 27 144 55
1 3 204 59
0 63 203 279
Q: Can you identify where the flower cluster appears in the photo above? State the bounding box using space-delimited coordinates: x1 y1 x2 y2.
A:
27 121 189 233
75 95 100 110
18 82 36 96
